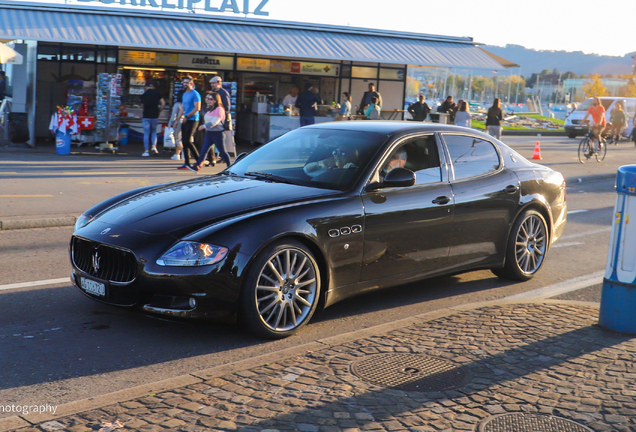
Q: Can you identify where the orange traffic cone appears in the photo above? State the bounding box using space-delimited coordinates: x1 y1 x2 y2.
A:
532 141 542 160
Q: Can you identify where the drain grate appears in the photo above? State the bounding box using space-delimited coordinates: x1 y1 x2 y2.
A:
350 353 471 392
479 413 595 432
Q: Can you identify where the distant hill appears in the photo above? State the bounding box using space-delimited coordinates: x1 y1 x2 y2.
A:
484 44 634 78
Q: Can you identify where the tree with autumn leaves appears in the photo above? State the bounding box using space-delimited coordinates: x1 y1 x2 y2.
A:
582 74 607 97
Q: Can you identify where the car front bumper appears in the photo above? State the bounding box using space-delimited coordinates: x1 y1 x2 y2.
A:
71 251 249 322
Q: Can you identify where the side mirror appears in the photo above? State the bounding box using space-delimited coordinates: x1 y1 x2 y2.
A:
230 152 248 166
383 168 415 188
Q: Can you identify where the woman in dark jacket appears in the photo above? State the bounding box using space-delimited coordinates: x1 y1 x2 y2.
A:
486 98 503 139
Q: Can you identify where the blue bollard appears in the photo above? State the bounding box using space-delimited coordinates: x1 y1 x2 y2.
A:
599 165 636 334
55 130 71 155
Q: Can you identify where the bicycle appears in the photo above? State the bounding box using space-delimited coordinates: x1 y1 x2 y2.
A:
578 122 607 163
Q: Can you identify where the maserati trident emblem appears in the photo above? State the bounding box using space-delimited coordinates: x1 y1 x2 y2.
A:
92 252 100 273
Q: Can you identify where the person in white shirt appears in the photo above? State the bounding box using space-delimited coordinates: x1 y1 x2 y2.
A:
282 87 299 107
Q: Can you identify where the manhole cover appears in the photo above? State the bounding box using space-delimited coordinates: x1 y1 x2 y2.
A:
479 413 595 432
350 353 471 392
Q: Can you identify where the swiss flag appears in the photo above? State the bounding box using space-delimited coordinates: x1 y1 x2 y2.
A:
78 116 95 131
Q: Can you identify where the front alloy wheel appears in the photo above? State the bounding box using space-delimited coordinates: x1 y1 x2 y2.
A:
492 209 548 281
241 240 320 338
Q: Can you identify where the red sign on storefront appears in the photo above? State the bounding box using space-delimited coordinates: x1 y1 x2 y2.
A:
291 62 301 73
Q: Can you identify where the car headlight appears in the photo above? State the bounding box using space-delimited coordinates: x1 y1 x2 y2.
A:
74 214 92 231
156 241 228 266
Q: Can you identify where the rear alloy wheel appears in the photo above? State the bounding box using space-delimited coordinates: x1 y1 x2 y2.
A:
492 209 548 281
241 240 320 339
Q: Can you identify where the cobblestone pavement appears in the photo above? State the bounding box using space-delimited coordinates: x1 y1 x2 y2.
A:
10 302 636 432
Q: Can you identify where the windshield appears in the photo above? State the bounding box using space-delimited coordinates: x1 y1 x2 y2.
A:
577 98 613 111
228 128 388 191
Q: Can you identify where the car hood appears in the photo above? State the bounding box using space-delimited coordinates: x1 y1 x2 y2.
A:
88 175 335 236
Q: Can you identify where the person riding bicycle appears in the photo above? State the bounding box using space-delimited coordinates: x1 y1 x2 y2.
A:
581 96 606 151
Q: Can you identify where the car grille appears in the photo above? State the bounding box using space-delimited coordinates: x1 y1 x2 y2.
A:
71 236 138 283
572 120 585 125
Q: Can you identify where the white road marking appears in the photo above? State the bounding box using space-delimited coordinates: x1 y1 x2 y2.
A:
504 270 605 300
0 278 69 292
567 209 588 214
552 242 585 248
559 227 611 240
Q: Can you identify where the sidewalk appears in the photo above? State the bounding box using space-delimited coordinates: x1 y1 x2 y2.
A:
3 300 635 432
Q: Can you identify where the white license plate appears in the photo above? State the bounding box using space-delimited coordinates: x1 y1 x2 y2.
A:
81 277 106 297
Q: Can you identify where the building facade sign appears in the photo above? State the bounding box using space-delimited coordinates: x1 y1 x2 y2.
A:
155 52 179 67
269 60 290 73
292 62 339 77
75 0 270 16
237 57 271 72
119 50 156 66
178 54 234 70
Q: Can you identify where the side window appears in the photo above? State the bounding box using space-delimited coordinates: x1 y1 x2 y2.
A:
443 134 500 180
383 135 442 184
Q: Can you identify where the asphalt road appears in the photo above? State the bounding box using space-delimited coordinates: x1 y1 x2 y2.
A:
0 135 625 416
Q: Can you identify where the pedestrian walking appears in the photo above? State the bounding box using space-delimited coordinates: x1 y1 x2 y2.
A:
609 102 627 144
168 90 184 160
189 92 228 173
454 100 472 128
486 98 503 139
407 94 431 121
295 82 322 126
178 76 201 170
334 92 351 121
210 76 235 163
358 83 382 115
140 80 165 157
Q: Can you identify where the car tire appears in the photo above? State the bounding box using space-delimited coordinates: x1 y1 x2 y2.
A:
492 209 548 281
567 133 577 139
240 240 321 339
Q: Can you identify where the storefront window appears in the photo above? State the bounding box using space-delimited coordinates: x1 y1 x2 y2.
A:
97 48 117 64
37 44 60 61
352 66 377 79
62 46 96 62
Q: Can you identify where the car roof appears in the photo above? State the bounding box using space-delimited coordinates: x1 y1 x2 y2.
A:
306 121 487 136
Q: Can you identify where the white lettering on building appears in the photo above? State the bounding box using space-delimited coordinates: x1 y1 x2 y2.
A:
75 0 270 15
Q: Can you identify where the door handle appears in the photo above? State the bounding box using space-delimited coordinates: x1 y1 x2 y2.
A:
432 196 451 205
504 185 519 194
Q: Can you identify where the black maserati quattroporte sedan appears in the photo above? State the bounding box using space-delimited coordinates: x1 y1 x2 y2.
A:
71 122 567 338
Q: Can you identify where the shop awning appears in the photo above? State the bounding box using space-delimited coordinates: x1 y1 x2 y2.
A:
477 47 520 69
0 2 507 70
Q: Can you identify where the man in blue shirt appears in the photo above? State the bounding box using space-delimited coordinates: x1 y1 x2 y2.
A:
295 82 322 127
179 76 201 170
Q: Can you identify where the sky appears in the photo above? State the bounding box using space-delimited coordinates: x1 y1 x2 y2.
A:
23 0 636 57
